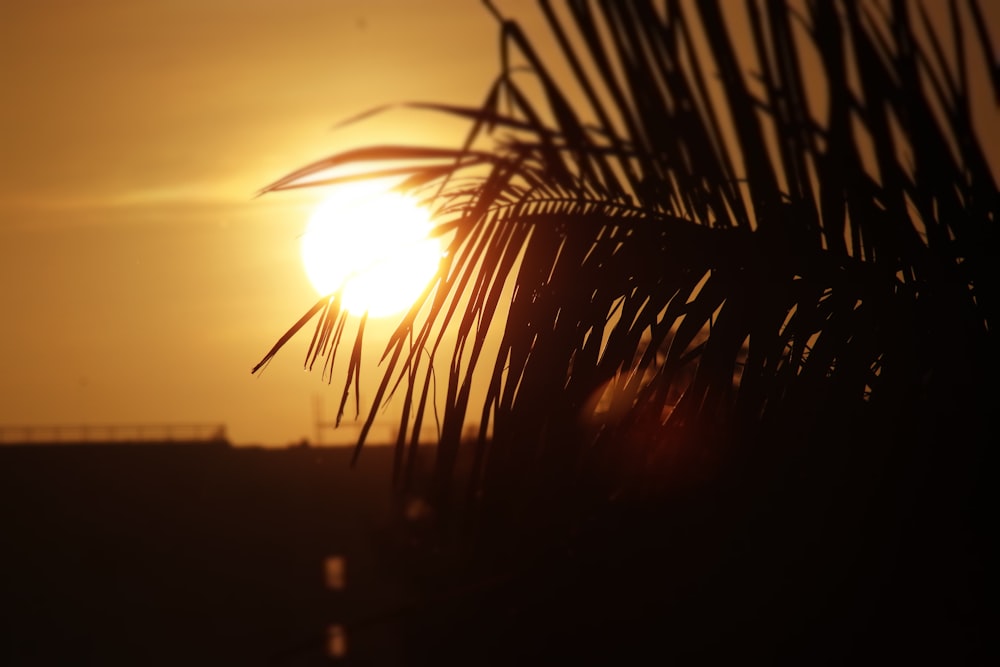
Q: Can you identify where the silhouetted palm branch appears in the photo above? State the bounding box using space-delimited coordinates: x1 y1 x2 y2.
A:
254 1 996 661
257 0 996 567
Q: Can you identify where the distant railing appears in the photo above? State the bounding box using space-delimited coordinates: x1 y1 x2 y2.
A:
0 423 228 445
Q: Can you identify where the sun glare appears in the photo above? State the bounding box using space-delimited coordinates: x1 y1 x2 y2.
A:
300 182 441 317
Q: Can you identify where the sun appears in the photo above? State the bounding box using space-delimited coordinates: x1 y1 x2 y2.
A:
300 181 441 317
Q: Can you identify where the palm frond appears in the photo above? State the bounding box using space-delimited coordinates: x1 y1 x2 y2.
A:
255 0 997 546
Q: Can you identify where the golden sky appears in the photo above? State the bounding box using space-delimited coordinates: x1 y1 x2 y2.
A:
0 0 507 445
1 1 996 447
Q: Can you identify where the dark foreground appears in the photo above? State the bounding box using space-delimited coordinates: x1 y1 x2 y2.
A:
0 443 403 666
1 436 991 666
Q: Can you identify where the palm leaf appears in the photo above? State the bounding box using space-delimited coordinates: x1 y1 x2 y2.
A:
255 0 996 555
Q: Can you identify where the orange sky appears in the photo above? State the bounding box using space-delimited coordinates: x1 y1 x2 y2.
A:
2 2 996 447
0 1 509 445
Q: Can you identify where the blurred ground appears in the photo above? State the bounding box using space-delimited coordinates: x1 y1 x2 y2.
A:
0 443 404 666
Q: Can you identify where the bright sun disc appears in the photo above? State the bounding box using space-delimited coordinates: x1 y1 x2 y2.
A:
300 183 441 317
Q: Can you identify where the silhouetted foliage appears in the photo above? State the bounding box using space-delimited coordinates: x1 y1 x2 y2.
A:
256 1 996 662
